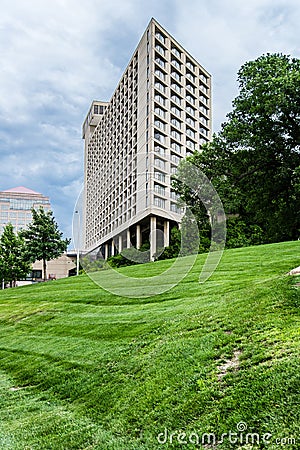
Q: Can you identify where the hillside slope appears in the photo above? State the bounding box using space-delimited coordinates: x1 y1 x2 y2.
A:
0 242 299 449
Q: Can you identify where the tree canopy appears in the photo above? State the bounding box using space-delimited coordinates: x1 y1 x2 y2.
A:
174 53 300 247
21 207 70 281
0 224 31 287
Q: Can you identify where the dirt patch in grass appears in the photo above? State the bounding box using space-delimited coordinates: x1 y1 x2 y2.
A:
217 350 242 381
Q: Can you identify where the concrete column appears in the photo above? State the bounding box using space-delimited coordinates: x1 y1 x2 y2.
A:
150 216 157 261
127 229 131 248
118 235 123 253
164 220 170 247
104 243 109 260
136 224 141 249
111 240 115 256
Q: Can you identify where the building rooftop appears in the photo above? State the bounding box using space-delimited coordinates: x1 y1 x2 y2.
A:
2 186 42 195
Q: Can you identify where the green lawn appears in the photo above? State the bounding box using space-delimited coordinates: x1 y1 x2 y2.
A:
0 241 299 449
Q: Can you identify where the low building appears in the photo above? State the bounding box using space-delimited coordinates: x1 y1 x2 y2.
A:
17 253 77 286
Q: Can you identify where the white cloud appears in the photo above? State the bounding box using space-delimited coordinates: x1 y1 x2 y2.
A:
0 0 299 238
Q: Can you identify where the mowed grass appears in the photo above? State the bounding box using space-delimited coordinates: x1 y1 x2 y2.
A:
0 241 299 449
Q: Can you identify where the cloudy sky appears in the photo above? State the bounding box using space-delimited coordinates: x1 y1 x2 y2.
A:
0 0 299 244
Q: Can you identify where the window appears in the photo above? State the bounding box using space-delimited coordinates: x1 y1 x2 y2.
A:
94 104 101 114
186 71 195 83
171 71 181 82
154 119 165 131
154 184 166 196
186 84 195 94
171 105 181 117
200 73 208 84
154 106 166 118
186 105 196 116
171 165 177 175
154 131 165 143
171 58 181 70
32 270 42 279
155 81 166 93
186 140 196 150
155 44 165 56
186 128 195 139
171 117 181 129
171 82 181 94
186 94 196 105
171 202 183 214
154 158 166 170
200 127 208 136
155 31 165 44
155 56 165 68
154 146 166 157
171 94 181 105
171 153 180 164
171 141 182 154
171 46 181 58
154 196 166 208
186 60 195 71
200 105 209 115
170 191 179 201
200 95 208 105
199 115 208 125
155 93 166 106
154 171 166 182
155 69 165 81
186 116 195 127
171 129 181 141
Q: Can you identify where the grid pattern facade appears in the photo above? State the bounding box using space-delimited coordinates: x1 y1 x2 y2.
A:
84 54 139 249
0 190 51 235
83 18 211 253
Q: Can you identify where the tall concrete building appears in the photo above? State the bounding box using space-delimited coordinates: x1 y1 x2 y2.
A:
0 186 51 235
83 18 211 259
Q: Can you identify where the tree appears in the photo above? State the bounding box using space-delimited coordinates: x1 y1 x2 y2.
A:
154 226 181 260
0 224 31 288
21 207 70 281
174 53 300 245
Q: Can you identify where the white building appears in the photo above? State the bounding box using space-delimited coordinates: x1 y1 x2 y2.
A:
83 18 211 260
0 186 51 235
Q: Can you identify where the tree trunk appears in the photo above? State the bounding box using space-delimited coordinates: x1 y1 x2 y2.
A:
43 258 47 281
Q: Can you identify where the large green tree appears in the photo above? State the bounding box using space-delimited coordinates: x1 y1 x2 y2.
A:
0 224 31 288
174 53 300 244
21 208 70 281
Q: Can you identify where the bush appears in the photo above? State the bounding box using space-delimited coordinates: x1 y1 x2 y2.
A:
107 243 150 268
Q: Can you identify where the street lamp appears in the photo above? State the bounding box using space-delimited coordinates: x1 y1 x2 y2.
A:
75 210 80 276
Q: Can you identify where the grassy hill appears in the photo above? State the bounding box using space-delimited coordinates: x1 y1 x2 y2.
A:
0 241 299 449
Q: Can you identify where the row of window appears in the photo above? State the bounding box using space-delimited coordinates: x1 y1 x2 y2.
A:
154 53 208 84
154 68 208 94
154 129 198 150
154 103 208 127
154 79 208 106
154 91 209 117
153 195 183 214
154 115 209 136
153 28 209 84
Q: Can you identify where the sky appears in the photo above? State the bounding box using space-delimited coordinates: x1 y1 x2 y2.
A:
0 0 299 245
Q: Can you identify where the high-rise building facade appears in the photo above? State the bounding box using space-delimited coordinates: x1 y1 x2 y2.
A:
0 186 51 235
83 18 211 259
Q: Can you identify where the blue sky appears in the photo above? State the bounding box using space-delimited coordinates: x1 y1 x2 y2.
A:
0 0 299 245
